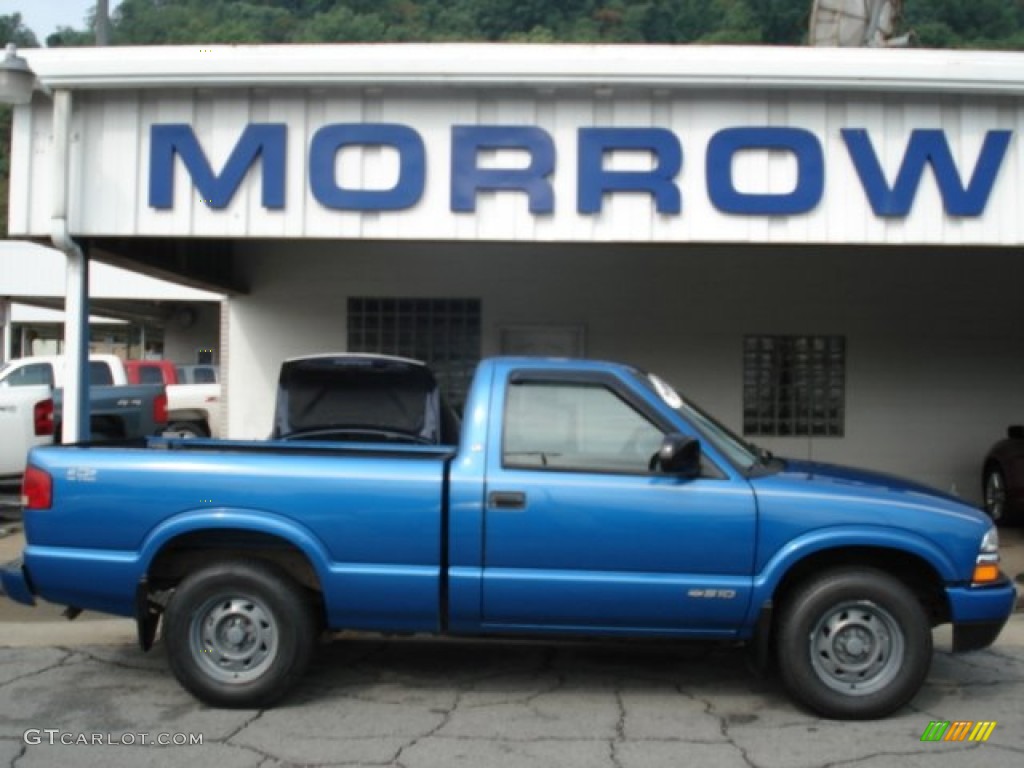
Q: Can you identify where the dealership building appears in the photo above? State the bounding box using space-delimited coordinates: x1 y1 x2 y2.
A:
6 43 1024 501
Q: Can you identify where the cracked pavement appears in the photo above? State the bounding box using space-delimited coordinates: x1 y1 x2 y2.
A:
0 623 1022 768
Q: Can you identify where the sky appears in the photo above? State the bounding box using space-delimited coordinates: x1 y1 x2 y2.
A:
1 1 122 43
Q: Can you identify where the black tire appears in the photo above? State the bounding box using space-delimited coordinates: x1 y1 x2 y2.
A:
164 560 317 708
982 465 1010 525
167 421 207 439
776 568 931 720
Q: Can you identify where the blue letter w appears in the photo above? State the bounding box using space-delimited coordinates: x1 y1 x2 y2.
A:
842 128 1011 217
150 123 287 210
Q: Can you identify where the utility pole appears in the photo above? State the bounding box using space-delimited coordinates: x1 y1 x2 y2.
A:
96 0 112 46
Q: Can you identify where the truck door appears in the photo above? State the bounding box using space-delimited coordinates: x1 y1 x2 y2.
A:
481 370 757 635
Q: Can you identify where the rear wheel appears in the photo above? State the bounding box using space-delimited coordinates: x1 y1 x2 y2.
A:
983 465 1007 523
164 560 317 708
166 421 207 439
776 568 931 719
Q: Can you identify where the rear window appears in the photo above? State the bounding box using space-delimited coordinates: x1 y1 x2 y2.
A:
88 361 114 386
193 366 218 384
137 366 165 384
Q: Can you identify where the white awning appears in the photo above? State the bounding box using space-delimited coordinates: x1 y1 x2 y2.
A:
0 241 222 301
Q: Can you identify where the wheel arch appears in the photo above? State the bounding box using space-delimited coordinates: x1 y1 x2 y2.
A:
135 509 331 648
769 546 950 628
147 528 323 594
167 408 210 424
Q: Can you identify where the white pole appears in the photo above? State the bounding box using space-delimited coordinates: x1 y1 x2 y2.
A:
0 297 11 363
50 88 90 443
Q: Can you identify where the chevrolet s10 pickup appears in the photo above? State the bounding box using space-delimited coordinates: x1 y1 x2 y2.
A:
1 357 1016 719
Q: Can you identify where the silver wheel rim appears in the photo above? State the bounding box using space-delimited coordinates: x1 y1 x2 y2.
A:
984 471 1005 521
190 594 278 684
809 600 904 696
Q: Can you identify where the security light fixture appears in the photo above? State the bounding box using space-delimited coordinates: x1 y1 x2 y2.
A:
0 43 35 105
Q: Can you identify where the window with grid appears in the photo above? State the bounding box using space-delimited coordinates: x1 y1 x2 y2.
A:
743 335 846 437
347 298 481 410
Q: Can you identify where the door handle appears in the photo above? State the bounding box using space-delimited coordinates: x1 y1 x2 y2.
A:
488 491 527 510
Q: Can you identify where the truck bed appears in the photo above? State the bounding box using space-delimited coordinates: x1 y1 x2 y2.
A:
23 437 456 630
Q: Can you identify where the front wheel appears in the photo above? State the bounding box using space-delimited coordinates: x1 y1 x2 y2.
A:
164 560 318 708
776 568 931 719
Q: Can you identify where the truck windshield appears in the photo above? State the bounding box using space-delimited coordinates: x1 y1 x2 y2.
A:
638 371 761 472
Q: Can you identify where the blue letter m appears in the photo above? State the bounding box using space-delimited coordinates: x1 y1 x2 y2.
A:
150 123 286 210
842 128 1011 217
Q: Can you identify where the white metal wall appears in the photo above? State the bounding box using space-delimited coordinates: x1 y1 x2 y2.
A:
162 302 222 365
9 88 1024 245
226 241 1024 504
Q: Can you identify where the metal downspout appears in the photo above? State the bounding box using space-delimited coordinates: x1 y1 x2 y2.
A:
49 88 90 444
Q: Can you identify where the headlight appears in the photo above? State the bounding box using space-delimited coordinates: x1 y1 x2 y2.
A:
973 526 1001 585
980 526 1000 555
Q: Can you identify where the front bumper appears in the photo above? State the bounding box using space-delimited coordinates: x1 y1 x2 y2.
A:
947 574 1017 652
0 559 36 606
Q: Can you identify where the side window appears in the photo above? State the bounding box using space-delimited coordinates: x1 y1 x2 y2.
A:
503 381 664 473
2 363 55 387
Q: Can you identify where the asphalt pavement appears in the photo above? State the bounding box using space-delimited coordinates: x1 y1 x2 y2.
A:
2 517 1023 767
0 622 1023 767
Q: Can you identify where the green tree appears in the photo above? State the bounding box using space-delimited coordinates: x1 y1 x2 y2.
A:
0 12 39 47
46 26 96 47
905 0 1022 48
698 0 760 44
30 0 1024 49
747 0 808 44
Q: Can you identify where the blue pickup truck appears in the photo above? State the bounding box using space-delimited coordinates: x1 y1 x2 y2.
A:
1 357 1015 719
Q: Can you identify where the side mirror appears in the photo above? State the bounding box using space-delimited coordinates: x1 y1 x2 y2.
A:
651 433 701 477
1009 425 1024 440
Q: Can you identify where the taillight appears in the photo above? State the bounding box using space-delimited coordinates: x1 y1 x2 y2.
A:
33 399 55 436
154 392 168 426
22 466 53 510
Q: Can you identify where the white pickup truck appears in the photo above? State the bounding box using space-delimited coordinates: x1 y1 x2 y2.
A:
0 354 168 482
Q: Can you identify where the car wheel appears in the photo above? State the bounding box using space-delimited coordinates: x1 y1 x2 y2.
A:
164 560 318 708
983 465 1007 524
166 421 206 439
776 568 931 720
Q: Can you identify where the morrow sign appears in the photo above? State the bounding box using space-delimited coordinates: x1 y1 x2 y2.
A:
149 124 1012 218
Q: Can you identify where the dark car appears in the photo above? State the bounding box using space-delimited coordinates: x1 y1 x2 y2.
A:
982 425 1024 525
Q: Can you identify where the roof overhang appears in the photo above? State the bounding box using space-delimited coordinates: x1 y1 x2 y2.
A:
17 43 1024 97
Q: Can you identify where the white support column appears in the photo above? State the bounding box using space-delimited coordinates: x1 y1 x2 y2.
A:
63 248 90 442
50 88 90 443
0 297 11 363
